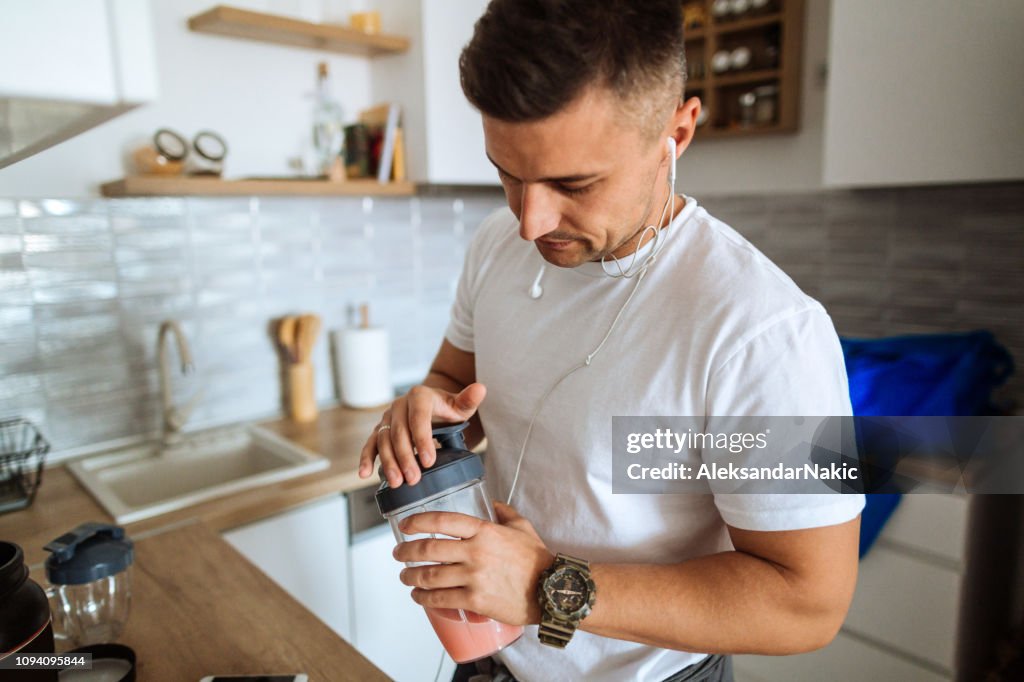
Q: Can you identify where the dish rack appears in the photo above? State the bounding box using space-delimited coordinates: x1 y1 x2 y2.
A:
0 417 50 514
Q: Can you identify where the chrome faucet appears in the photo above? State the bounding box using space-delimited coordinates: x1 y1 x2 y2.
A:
157 319 200 444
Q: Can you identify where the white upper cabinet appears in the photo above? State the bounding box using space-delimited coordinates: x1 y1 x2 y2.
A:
822 0 1024 187
369 0 496 185
0 0 159 169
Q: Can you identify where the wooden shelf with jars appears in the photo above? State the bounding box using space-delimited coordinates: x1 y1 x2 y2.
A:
682 0 804 139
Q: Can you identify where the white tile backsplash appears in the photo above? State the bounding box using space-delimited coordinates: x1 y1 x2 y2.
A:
0 192 505 456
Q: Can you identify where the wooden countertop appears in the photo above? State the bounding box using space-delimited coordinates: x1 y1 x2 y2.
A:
1 405 384 567
120 521 388 680
1 406 394 679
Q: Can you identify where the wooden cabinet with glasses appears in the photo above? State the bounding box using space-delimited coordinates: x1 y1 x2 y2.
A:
682 0 804 139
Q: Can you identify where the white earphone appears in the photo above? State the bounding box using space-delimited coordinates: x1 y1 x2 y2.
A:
667 136 677 185
529 267 545 299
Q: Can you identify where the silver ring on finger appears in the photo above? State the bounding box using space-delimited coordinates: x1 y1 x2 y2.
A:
377 423 392 435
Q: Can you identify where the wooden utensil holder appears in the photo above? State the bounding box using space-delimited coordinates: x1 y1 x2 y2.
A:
283 361 318 423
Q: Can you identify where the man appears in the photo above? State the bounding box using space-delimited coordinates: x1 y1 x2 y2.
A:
358 1 863 680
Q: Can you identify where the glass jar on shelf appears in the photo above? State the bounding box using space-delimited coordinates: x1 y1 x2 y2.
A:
711 0 732 22
753 85 779 125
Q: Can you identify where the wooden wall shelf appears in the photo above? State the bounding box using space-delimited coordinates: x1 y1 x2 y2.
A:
712 69 781 87
713 13 784 35
187 5 411 57
697 124 793 140
100 177 416 198
684 0 803 140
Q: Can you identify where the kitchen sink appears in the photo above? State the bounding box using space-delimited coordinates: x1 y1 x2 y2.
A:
67 424 329 524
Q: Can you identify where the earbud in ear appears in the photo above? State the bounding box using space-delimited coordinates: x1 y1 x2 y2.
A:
666 137 677 187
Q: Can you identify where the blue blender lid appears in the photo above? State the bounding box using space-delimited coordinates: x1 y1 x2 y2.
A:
44 522 134 586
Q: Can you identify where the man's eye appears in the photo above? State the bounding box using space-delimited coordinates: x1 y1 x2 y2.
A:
558 184 592 197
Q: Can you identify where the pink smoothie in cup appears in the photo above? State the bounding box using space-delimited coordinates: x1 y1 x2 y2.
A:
424 607 523 663
375 423 525 663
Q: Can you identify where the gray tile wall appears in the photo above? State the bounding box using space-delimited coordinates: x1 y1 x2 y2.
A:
1 182 1020 457
702 182 1023 411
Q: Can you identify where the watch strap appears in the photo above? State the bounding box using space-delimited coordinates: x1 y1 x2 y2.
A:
557 554 590 572
537 553 593 649
538 612 577 648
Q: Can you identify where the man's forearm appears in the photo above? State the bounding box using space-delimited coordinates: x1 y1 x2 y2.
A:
580 551 849 655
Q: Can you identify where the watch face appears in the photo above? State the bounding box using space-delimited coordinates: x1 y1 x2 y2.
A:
544 566 590 617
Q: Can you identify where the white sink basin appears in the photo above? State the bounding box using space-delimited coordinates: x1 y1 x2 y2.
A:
67 424 329 524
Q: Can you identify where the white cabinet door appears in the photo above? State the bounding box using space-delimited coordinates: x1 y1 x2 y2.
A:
369 0 496 185
878 494 968 567
0 0 157 103
0 0 116 104
822 0 1024 187
844 544 961 672
0 0 158 168
734 630 950 682
223 495 353 641
347 487 456 682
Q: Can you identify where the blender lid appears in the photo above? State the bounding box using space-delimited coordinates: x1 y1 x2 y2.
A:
60 643 136 681
375 423 483 514
44 522 134 586
375 450 483 514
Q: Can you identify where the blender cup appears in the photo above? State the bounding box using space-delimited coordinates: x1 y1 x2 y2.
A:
43 522 134 648
376 422 523 663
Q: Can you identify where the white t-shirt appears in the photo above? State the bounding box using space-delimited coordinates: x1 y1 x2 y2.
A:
444 196 865 682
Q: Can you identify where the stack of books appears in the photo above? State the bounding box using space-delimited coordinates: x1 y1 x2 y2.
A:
344 103 406 183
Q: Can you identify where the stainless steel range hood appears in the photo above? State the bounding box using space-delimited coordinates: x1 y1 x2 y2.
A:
0 0 159 169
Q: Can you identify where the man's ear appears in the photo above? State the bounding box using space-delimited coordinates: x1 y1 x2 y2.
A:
670 96 702 156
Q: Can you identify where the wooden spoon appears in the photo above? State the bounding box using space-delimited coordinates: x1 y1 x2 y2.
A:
278 316 297 364
297 313 321 363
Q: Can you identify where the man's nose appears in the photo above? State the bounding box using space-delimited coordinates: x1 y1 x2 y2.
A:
518 184 560 241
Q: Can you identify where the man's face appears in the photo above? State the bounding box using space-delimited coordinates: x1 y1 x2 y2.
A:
483 87 672 268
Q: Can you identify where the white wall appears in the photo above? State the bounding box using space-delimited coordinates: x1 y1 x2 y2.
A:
678 0 831 196
0 0 374 197
823 0 1024 187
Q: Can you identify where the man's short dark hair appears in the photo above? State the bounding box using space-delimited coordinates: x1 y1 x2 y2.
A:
459 0 686 137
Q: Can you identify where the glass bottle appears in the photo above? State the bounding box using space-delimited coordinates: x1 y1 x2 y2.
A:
312 62 345 176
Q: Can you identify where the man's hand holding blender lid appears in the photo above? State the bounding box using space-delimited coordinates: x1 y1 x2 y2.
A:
359 379 487 488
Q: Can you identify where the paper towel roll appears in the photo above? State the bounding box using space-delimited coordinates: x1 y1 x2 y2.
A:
331 327 393 408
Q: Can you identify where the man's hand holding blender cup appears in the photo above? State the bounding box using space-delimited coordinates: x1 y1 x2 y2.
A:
359 380 551 662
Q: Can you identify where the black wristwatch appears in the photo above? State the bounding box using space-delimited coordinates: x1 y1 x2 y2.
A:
536 553 597 648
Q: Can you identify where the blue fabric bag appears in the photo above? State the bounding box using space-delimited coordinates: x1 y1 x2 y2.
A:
839 330 1014 556
842 330 1014 418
